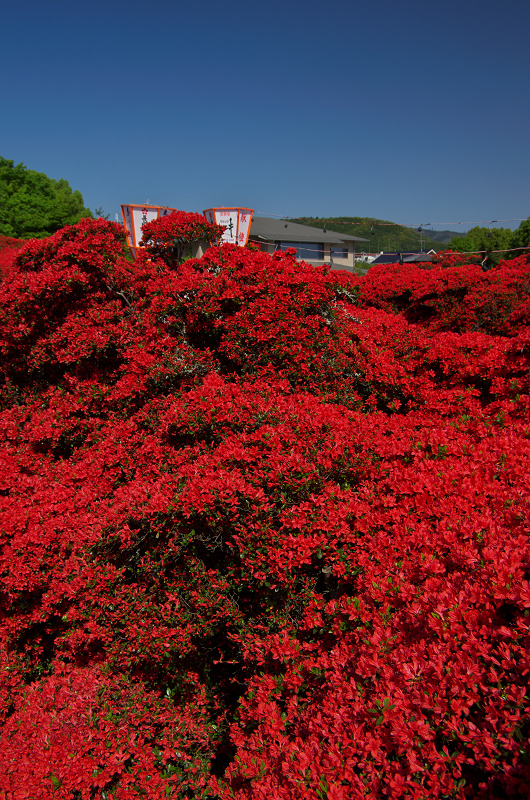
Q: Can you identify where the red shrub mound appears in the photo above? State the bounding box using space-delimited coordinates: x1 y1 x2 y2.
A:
140 210 225 265
356 254 530 335
0 234 27 279
0 222 529 798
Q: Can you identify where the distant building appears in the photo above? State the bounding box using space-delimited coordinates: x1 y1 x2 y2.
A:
355 253 379 264
248 217 368 271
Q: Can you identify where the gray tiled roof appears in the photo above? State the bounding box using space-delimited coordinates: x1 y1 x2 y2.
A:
371 252 435 264
249 217 368 244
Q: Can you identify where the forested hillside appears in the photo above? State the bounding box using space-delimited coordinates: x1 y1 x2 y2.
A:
289 216 445 252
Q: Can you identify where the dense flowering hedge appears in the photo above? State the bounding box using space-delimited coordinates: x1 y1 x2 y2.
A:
0 224 529 798
353 255 530 335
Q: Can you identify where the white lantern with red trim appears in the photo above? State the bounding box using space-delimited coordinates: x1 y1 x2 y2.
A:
120 204 176 259
203 207 254 247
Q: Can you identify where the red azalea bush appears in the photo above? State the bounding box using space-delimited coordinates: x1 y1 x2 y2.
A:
0 234 27 280
433 249 483 268
140 210 225 265
0 235 26 253
356 254 530 335
0 222 529 798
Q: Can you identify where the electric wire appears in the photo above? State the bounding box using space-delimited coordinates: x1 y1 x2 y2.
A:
255 212 528 229
258 241 530 259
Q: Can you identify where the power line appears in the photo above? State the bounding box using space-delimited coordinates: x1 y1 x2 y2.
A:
255 241 530 258
457 246 530 255
255 213 528 229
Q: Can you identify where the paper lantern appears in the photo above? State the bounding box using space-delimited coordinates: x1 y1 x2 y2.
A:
203 207 254 246
120 204 175 259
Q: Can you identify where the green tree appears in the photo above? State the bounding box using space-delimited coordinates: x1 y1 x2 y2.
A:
448 224 513 266
0 157 93 239
510 217 530 252
449 220 530 263
93 206 111 220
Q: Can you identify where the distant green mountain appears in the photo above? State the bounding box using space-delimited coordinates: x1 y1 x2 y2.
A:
288 217 463 252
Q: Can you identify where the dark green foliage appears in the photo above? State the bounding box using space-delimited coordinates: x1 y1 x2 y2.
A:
448 225 512 256
510 217 530 251
0 157 93 239
448 217 530 262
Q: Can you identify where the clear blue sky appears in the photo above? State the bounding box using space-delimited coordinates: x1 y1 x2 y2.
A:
2 0 529 232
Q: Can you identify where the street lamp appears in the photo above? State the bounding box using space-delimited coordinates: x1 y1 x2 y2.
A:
417 224 432 253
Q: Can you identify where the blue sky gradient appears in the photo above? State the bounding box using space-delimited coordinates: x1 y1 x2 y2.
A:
2 0 529 232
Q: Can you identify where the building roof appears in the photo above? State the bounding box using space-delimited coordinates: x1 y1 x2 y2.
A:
249 216 368 244
371 252 436 265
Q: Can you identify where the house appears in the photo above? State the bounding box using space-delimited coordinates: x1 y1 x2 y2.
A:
248 217 368 271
